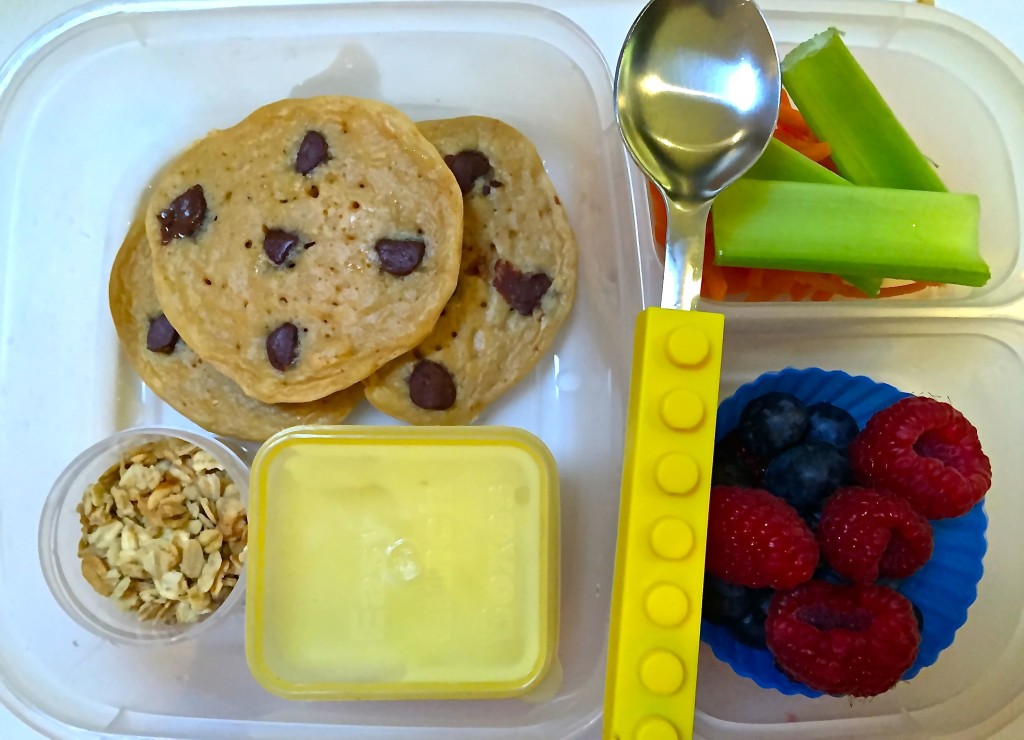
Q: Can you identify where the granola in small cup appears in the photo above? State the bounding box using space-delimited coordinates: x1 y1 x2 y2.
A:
76 436 247 625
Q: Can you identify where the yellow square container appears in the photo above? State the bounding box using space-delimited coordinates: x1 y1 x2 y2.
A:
245 425 559 700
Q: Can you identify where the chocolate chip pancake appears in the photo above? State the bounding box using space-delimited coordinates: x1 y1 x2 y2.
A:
364 116 578 424
110 220 361 441
144 96 463 404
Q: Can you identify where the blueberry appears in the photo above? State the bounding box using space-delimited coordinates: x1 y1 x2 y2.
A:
704 578 776 649
731 588 774 648
738 392 809 458
702 575 751 625
763 441 850 512
733 613 767 647
806 403 860 450
712 430 764 486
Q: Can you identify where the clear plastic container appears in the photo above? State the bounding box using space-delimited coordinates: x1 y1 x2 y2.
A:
1 0 1024 738
246 425 559 701
0 1 637 737
39 427 250 646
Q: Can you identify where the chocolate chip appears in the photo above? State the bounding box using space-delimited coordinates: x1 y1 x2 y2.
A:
490 180 503 188
492 259 553 315
443 150 491 194
157 185 206 244
266 322 299 371
296 131 328 175
408 360 456 410
263 229 299 265
375 238 426 276
146 313 179 354
482 185 491 196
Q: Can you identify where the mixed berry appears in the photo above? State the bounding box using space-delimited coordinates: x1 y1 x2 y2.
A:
704 387 992 697
706 486 818 590
765 581 921 698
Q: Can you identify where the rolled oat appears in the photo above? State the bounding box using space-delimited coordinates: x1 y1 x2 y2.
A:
76 437 246 625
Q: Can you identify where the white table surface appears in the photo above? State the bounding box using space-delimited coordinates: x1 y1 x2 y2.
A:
1 0 1022 737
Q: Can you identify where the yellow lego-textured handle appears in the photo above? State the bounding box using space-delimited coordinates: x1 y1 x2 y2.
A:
603 307 724 740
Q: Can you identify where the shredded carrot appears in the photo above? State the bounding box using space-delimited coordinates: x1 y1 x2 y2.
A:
877 281 938 298
772 129 832 162
789 281 814 302
774 90 832 163
777 92 811 137
745 287 778 302
777 104 811 136
646 179 668 252
818 156 840 174
646 179 669 266
790 272 868 299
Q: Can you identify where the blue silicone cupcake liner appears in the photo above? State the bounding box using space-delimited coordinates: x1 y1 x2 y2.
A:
702 367 988 698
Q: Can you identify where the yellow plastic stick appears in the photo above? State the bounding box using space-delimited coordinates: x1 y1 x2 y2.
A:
604 307 724 740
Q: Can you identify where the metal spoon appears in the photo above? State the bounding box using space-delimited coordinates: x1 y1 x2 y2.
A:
604 2 779 738
616 0 780 309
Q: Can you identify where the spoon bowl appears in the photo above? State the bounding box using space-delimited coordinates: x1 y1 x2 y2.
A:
615 0 780 307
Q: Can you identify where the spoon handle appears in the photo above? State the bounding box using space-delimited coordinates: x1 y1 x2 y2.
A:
604 307 723 739
661 199 712 311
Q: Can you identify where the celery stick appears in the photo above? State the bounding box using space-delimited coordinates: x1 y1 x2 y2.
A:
743 139 883 297
745 138 849 186
782 28 947 192
712 180 988 287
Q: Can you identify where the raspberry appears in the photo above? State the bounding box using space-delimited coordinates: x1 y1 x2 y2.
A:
766 581 920 697
849 396 991 519
706 486 818 589
818 487 933 582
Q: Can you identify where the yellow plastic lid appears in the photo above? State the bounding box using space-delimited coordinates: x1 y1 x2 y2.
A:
245 425 559 701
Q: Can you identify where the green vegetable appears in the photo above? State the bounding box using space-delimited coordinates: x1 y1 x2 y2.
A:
712 180 989 287
744 139 883 297
745 138 849 186
782 28 947 192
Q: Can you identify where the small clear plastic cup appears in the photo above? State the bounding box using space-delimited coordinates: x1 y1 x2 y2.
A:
38 426 250 647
